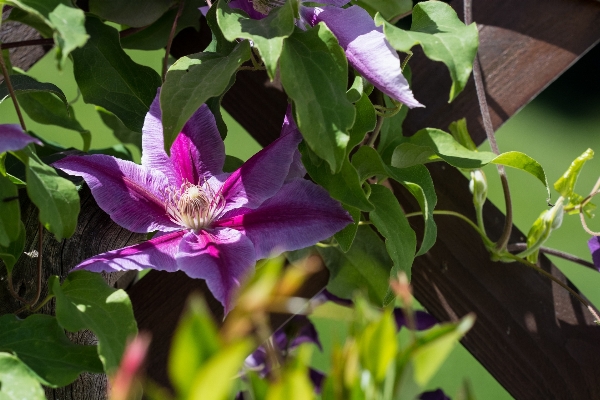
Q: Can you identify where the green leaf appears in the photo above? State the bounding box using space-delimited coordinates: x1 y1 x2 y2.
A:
266 345 315 400
169 296 222 398
319 225 392 305
300 143 373 212
334 204 360 252
5 0 88 69
217 0 295 79
0 74 67 105
188 340 254 400
347 93 376 154
97 107 142 150
0 353 45 400
376 1 479 101
280 25 355 173
88 145 134 161
554 148 594 201
161 41 251 152
369 184 416 281
6 7 54 38
359 310 398 383
448 118 476 151
0 173 21 247
72 15 162 133
0 314 103 387
352 146 438 256
89 0 173 27
356 0 412 21
25 151 79 240
0 221 25 274
377 94 409 163
49 271 138 373
204 2 237 55
121 0 203 50
411 315 474 386
223 155 244 173
392 128 549 196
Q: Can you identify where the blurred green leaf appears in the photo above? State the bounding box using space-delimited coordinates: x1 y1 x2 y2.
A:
359 310 398 383
376 1 478 101
25 151 79 240
89 0 173 27
218 0 295 79
347 93 376 154
0 173 21 247
72 15 161 133
97 107 142 150
356 0 412 20
448 118 477 151
223 155 245 173
301 143 373 212
266 345 315 400
161 41 251 153
121 0 203 50
369 184 416 281
0 314 103 387
0 221 25 274
50 271 138 373
319 225 392 305
0 353 45 400
554 148 593 201
280 25 355 173
169 296 222 398
0 74 67 105
334 204 360 252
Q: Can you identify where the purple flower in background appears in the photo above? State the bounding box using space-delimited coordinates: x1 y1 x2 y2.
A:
0 124 42 153
53 92 351 312
228 0 423 108
419 388 451 400
588 236 600 272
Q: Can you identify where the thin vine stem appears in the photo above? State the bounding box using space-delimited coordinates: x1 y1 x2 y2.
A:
506 243 596 270
367 91 385 147
29 222 44 307
162 0 186 82
0 46 27 131
405 210 493 247
463 0 513 253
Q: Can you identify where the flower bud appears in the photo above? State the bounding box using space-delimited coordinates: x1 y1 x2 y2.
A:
469 169 488 207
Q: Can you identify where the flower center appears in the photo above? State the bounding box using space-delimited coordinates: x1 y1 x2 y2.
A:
252 0 285 15
165 181 225 232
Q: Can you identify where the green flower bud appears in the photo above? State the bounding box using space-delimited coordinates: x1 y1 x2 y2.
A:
469 169 487 207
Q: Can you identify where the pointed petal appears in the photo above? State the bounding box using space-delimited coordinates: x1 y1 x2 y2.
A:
53 154 179 233
301 6 423 108
0 124 42 153
176 228 256 313
217 179 351 259
588 236 600 272
219 126 302 214
142 91 225 186
393 309 438 331
281 106 306 181
72 230 185 273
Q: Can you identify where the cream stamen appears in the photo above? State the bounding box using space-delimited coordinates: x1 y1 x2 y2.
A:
165 180 225 231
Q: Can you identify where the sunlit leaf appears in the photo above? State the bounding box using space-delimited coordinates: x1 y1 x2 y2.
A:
554 148 594 201
0 221 25 275
356 0 412 20
358 310 398 382
0 353 45 400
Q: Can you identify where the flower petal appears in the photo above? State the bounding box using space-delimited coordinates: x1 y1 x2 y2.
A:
301 6 423 108
312 0 349 7
0 124 42 153
281 106 306 181
72 230 184 273
53 154 179 233
217 179 351 259
588 236 600 272
394 309 438 331
419 389 451 400
229 0 268 19
141 91 225 186
176 228 256 313
219 125 302 214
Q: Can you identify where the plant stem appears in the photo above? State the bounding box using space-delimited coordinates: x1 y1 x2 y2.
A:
367 91 385 147
29 222 44 307
507 243 596 270
463 0 513 253
0 48 27 131
162 0 186 82
405 210 493 247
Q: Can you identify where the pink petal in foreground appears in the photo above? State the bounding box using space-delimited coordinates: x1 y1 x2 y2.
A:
217 179 351 259
219 124 302 214
301 6 423 108
53 154 179 233
0 124 42 153
177 228 256 313
72 231 184 273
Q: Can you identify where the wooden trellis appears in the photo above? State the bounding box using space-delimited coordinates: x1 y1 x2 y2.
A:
2 0 600 398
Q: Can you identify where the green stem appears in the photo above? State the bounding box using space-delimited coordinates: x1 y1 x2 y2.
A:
405 210 494 247
0 45 27 131
162 0 186 82
367 92 385 147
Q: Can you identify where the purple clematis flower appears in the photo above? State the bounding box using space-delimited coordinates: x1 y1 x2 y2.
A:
228 0 423 108
53 92 351 312
0 124 42 153
588 236 600 272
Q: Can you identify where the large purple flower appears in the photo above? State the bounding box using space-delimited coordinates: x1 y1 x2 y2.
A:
229 0 423 108
53 93 351 312
0 124 42 153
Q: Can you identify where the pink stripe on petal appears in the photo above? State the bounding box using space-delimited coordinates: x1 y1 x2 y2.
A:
301 6 423 108
53 154 179 233
217 179 351 259
219 125 302 214
177 228 256 313
0 124 42 153
72 230 184 273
